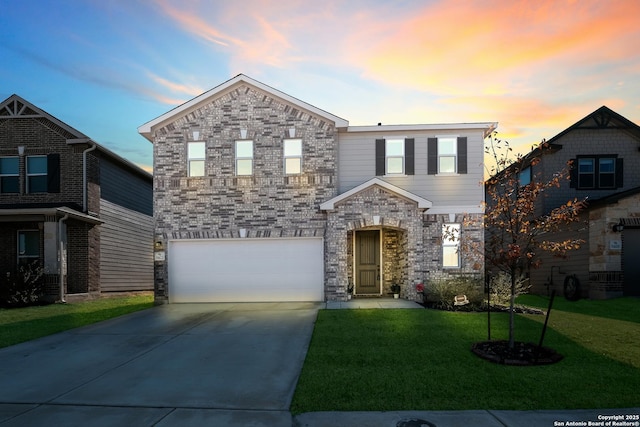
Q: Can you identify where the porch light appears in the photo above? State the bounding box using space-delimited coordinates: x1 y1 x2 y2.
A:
17 146 25 156
373 215 381 225
240 129 248 139
239 228 247 238
612 222 624 232
288 128 296 138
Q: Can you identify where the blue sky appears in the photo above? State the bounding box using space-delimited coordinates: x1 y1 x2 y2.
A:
1 0 639 172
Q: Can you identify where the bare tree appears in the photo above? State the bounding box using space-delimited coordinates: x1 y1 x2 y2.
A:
482 133 586 349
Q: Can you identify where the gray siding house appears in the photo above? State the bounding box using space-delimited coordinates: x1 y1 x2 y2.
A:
0 94 153 301
139 74 495 303
489 106 640 299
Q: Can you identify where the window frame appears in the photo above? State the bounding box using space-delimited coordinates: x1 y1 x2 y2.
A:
519 166 532 187
17 229 40 266
576 155 618 189
283 138 302 175
437 137 457 174
598 157 615 189
442 223 461 268
0 156 20 194
235 140 254 176
187 141 206 177
385 138 405 175
26 155 48 193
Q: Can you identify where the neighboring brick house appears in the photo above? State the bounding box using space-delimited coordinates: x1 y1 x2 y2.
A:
139 74 495 303
487 106 640 299
0 94 153 302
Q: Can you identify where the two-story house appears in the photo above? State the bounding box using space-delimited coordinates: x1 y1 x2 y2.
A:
139 74 495 303
0 94 154 302
488 106 640 299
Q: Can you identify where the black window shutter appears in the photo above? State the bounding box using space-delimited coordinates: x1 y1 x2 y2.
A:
47 153 60 193
616 158 624 188
569 159 577 188
375 139 385 176
428 138 438 174
405 138 415 175
457 137 467 174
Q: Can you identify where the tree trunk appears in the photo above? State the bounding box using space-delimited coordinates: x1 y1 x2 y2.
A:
509 271 516 349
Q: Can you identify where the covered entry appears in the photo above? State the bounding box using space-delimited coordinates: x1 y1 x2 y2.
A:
351 227 409 297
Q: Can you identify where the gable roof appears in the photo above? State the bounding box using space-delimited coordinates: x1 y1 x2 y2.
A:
0 94 151 180
320 177 433 210
0 94 88 140
546 105 640 144
488 105 640 182
138 74 350 141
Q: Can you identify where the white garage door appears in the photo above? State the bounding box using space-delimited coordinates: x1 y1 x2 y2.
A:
168 238 324 303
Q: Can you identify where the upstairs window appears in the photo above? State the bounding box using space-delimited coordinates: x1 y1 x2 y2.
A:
428 137 467 175
437 137 457 174
187 142 205 177
284 139 302 174
598 158 615 188
0 157 19 193
26 156 47 193
375 138 414 176
572 155 622 189
519 166 531 187
235 140 253 176
442 223 461 268
385 139 404 174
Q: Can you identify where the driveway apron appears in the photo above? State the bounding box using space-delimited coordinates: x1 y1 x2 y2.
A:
0 302 320 426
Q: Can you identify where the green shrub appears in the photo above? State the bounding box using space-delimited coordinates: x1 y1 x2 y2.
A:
426 276 484 311
0 263 47 308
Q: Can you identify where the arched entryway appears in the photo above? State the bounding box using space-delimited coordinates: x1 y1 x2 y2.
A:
347 226 409 297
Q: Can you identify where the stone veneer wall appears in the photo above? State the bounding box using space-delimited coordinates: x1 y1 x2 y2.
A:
152 84 338 303
589 194 640 298
324 185 425 301
423 212 484 286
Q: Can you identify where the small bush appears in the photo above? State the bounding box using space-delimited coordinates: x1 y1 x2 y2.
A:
0 263 47 308
488 272 530 306
426 276 484 311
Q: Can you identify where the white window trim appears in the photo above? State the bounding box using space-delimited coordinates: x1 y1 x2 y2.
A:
26 155 47 193
187 141 206 177
442 223 461 269
283 138 302 175
385 137 406 176
235 140 254 176
436 136 458 175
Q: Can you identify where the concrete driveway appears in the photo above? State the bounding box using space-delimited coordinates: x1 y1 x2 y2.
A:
0 302 321 427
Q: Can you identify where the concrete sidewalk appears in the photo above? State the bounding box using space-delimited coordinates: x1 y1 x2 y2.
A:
293 408 640 426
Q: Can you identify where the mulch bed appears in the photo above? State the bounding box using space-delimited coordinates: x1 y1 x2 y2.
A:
471 340 564 366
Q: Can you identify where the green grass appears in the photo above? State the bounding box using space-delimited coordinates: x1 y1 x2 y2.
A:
0 294 154 348
291 297 640 413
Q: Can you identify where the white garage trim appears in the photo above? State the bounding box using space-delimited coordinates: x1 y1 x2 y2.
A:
168 237 324 303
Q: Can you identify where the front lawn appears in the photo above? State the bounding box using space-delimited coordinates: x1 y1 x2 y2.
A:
0 294 154 348
291 297 640 413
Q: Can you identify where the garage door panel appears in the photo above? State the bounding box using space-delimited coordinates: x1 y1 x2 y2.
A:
168 238 324 302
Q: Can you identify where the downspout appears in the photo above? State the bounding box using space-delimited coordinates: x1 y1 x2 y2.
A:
82 143 97 213
58 213 69 303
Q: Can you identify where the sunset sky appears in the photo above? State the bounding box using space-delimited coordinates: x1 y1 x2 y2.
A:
1 0 638 173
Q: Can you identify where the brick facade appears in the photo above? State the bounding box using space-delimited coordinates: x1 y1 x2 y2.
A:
143 75 488 303
1 95 152 302
152 83 339 303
